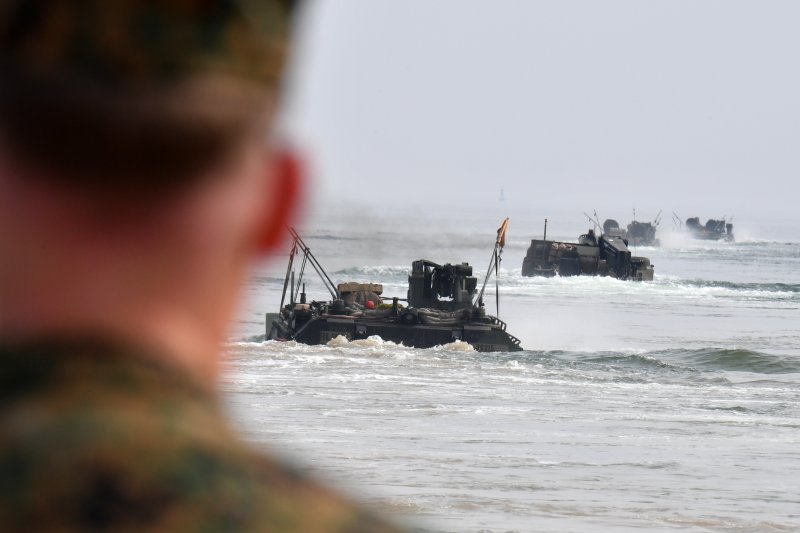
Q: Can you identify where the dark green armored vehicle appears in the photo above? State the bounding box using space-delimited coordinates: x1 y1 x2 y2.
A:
685 217 734 241
267 226 523 352
522 228 654 281
603 218 660 247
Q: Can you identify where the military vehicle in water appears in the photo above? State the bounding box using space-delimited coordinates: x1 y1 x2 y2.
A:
266 224 523 352
521 220 654 281
685 217 734 241
671 213 735 241
602 215 661 247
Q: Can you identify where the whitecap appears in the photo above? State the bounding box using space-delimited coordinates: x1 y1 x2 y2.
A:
325 335 351 347
438 340 475 352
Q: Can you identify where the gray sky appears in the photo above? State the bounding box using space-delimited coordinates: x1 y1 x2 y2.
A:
282 1 800 219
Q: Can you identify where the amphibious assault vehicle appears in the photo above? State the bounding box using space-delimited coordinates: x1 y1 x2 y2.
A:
267 224 523 352
602 217 660 247
685 217 734 241
522 221 654 281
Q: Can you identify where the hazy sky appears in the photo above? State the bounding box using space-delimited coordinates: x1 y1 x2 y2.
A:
282 1 800 219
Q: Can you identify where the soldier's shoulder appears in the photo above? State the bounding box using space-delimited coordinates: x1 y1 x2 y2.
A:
0 339 405 531
0 407 403 531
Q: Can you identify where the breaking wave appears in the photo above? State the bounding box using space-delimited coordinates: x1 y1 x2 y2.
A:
667 347 800 374
665 279 800 294
539 347 800 375
302 232 362 242
332 265 410 281
487 270 800 304
232 338 800 376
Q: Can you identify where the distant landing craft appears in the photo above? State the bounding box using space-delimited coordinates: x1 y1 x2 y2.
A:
672 213 735 241
522 219 654 281
602 216 661 247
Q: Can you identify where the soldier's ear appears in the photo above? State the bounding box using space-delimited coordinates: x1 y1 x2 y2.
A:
257 147 304 253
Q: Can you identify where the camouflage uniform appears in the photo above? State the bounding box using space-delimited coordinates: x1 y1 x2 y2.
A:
0 339 402 531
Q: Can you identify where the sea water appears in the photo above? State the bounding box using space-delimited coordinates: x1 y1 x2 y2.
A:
222 207 800 532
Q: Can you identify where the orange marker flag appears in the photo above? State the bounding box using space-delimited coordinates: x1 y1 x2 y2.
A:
497 218 509 249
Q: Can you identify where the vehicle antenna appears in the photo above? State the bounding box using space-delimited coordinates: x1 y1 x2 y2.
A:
495 248 500 317
593 210 602 231
279 238 298 310
583 211 601 233
475 218 509 318
287 227 338 300
293 249 309 303
672 211 683 230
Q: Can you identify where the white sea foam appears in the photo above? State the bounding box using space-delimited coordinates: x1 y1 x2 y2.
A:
438 340 475 352
325 334 351 348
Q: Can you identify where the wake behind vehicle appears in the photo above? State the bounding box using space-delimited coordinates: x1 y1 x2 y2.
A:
267 223 523 352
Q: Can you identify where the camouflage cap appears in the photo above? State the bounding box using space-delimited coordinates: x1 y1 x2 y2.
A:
0 0 297 195
0 0 296 87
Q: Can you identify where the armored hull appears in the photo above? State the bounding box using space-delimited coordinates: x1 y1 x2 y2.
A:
522 230 654 281
267 306 521 353
267 227 523 353
603 218 660 247
685 217 734 241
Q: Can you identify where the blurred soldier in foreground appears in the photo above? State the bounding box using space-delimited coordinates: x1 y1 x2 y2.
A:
0 1 402 530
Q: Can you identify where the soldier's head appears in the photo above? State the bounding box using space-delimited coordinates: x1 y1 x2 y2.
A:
0 0 302 376
0 0 297 198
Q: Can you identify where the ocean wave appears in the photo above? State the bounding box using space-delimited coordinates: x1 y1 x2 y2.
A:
569 351 676 370
656 277 800 295
554 347 800 375
730 239 800 246
227 339 800 385
471 347 800 376
668 347 800 374
486 271 800 304
331 265 410 280
252 275 286 285
302 232 362 242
